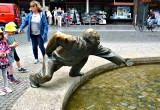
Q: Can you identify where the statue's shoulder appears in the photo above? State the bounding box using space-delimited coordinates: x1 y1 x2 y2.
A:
55 31 72 39
55 31 66 37
56 31 63 35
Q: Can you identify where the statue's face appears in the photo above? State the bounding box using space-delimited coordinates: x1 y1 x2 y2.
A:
87 34 100 45
83 29 100 45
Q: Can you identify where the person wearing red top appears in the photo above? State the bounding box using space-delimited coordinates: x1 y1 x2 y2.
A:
0 28 12 96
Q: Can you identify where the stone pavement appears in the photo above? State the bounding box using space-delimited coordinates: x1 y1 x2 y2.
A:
0 25 160 110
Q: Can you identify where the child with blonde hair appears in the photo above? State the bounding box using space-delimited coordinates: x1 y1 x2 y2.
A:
4 22 20 84
0 28 12 96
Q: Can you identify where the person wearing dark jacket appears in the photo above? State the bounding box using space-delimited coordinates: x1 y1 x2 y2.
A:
29 28 134 88
147 9 156 29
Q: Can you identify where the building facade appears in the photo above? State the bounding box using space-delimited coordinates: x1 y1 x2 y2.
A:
5 0 135 21
1 0 159 24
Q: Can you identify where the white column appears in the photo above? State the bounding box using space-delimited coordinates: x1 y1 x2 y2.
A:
42 0 46 11
86 0 89 13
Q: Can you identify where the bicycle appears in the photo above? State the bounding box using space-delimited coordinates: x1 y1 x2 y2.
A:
133 21 139 31
133 15 139 31
134 19 148 32
149 21 160 32
134 18 160 32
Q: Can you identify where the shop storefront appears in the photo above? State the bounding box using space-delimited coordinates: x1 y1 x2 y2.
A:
64 0 106 24
54 0 134 24
106 1 134 24
108 5 133 19
1 0 159 25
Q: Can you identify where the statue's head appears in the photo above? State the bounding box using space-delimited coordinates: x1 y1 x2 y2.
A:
82 28 100 45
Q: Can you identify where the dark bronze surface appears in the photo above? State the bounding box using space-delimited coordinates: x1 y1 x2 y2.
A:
29 28 133 88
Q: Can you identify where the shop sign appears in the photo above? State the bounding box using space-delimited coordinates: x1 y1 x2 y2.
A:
50 0 64 2
140 0 151 4
141 0 151 3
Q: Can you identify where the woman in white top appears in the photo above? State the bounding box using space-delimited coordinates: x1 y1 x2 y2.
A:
52 7 58 25
18 1 48 64
57 7 62 26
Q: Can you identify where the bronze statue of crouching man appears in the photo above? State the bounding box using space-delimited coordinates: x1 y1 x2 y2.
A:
29 28 133 88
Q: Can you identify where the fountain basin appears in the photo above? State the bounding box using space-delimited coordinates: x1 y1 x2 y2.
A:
63 57 160 110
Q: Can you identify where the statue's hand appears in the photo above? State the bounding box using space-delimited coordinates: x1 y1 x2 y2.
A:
125 59 134 66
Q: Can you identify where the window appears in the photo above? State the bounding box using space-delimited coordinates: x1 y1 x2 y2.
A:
0 5 10 13
90 0 104 2
115 0 134 2
105 0 114 3
66 0 85 2
109 6 133 19
50 0 65 2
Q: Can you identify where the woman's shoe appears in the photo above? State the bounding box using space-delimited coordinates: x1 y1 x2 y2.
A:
34 59 39 64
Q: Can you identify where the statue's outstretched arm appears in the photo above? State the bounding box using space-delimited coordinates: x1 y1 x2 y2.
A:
94 45 133 66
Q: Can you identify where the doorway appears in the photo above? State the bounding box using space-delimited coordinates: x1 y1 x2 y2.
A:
50 2 66 12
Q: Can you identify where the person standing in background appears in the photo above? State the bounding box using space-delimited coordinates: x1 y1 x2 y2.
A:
57 7 62 27
44 10 49 24
147 9 156 29
45 6 52 25
52 7 58 25
18 0 48 64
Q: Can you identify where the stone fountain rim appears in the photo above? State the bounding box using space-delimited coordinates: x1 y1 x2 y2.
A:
62 57 160 109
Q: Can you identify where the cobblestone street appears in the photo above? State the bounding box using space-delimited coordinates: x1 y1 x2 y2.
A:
0 25 160 110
